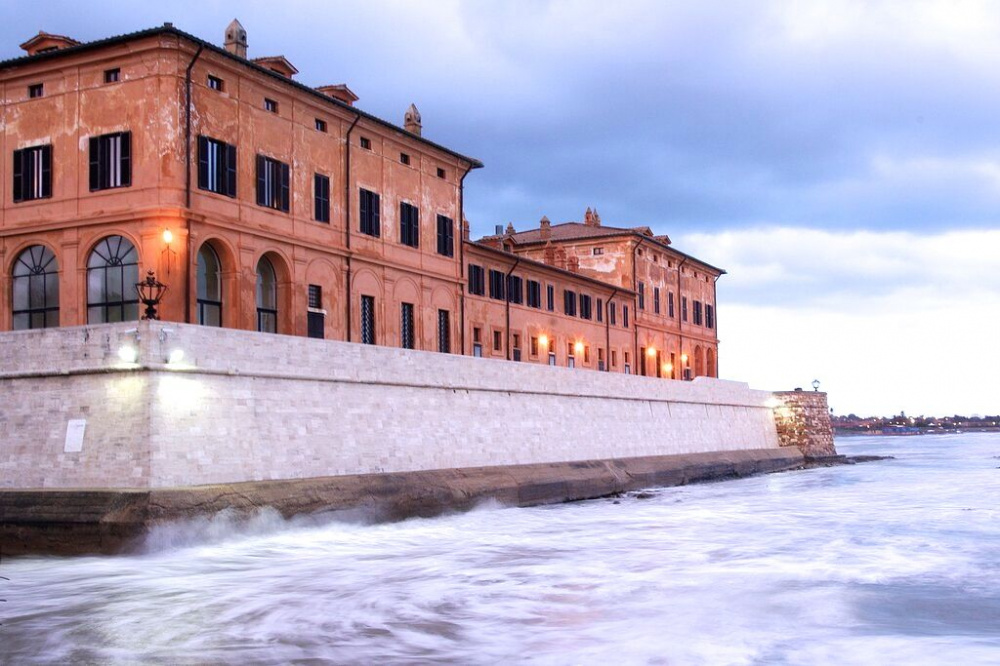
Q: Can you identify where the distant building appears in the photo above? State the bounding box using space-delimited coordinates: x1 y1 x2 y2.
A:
1 22 721 378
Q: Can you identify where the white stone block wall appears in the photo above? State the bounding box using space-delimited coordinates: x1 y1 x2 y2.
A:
0 322 781 489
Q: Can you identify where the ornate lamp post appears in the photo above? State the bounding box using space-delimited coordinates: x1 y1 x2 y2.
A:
136 270 167 320
812 379 821 392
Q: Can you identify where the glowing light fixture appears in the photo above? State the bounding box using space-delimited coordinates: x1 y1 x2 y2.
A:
162 228 173 244
646 347 656 357
681 353 689 363
167 349 185 365
539 334 549 349
663 362 673 375
574 341 584 354
118 345 138 364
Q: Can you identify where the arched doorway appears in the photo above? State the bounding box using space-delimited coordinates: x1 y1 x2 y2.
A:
12 245 59 330
706 348 716 378
87 235 139 323
196 243 223 326
256 255 278 333
694 345 704 377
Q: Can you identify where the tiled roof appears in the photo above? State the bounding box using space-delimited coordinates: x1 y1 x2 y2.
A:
0 24 483 169
466 240 636 294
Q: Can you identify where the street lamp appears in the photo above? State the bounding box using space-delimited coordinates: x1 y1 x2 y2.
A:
812 379 821 392
136 270 167 320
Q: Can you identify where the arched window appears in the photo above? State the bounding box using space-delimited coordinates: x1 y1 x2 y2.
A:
256 256 277 333
706 348 716 378
196 244 222 326
12 245 59 330
87 235 139 323
694 345 704 377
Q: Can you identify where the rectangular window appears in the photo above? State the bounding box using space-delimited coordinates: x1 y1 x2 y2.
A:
89 131 131 191
104 68 121 84
12 145 52 202
436 215 454 257
706 304 715 329
640 347 647 376
315 118 327 132
359 188 381 237
638 282 645 310
401 302 415 350
28 83 43 98
400 202 420 248
682 296 688 322
654 287 660 315
693 300 703 326
592 247 604 255
579 294 592 320
207 75 224 91
468 264 485 295
609 302 617 326
264 98 278 113
563 290 577 317
668 292 675 318
255 155 290 212
400 152 411 165
314 173 330 223
530 336 539 357
361 295 376 345
527 280 541 308
360 136 372 150
437 167 446 179
597 298 604 323
438 310 451 353
493 330 502 352
611 349 617 368
307 285 324 339
584 346 591 363
507 275 523 305
197 136 237 197
547 285 555 311
489 269 506 300
623 305 629 328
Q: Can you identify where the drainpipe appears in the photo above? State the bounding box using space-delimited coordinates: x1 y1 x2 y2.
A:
712 273 721 377
677 256 689 378
344 114 361 342
630 236 646 373
605 287 619 372
184 44 203 325
458 164 473 355
504 255 521 360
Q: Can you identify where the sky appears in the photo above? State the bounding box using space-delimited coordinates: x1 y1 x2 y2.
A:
2 0 998 416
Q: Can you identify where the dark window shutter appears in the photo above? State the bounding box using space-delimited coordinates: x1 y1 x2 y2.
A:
120 132 131 186
225 144 237 197
280 162 290 212
12 149 24 202
412 206 419 248
197 136 209 190
256 155 266 206
89 136 100 190
359 189 369 232
40 145 52 198
372 192 381 237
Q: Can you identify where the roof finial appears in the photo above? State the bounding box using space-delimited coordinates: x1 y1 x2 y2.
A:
404 103 422 136
225 19 248 58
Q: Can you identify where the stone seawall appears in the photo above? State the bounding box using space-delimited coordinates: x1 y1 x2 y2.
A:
0 322 819 555
773 390 837 458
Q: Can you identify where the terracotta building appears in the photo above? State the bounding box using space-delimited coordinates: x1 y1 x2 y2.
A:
1 22 722 379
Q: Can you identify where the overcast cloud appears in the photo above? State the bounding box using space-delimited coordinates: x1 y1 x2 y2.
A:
2 1 997 415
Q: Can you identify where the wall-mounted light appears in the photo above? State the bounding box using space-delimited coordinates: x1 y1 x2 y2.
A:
162 228 173 245
681 353 689 364
539 334 549 349
662 362 673 375
646 346 657 357
574 341 584 355
117 345 138 363
161 229 176 275
167 349 185 365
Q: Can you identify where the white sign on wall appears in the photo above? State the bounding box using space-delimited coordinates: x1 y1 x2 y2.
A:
64 419 86 453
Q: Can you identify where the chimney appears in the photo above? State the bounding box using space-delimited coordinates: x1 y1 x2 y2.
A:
592 208 602 226
568 256 580 273
225 19 248 58
317 84 359 106
404 103 422 136
584 207 594 226
539 215 551 240
555 247 567 270
544 241 556 266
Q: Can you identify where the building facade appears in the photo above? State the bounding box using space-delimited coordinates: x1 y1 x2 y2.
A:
1 23 721 379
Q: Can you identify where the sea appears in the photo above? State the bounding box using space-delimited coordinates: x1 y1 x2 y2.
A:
2 433 999 665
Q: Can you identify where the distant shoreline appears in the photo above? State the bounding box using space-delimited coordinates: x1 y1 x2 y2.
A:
835 427 1000 437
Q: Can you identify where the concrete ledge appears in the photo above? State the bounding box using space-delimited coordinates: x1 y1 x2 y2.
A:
1 448 803 556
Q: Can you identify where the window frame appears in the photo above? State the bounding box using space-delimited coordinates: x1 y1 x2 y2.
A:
12 144 53 203
400 201 420 248
197 136 237 198
314 173 331 223
255 154 290 212
89 131 132 191
436 214 455 257
359 188 381 237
